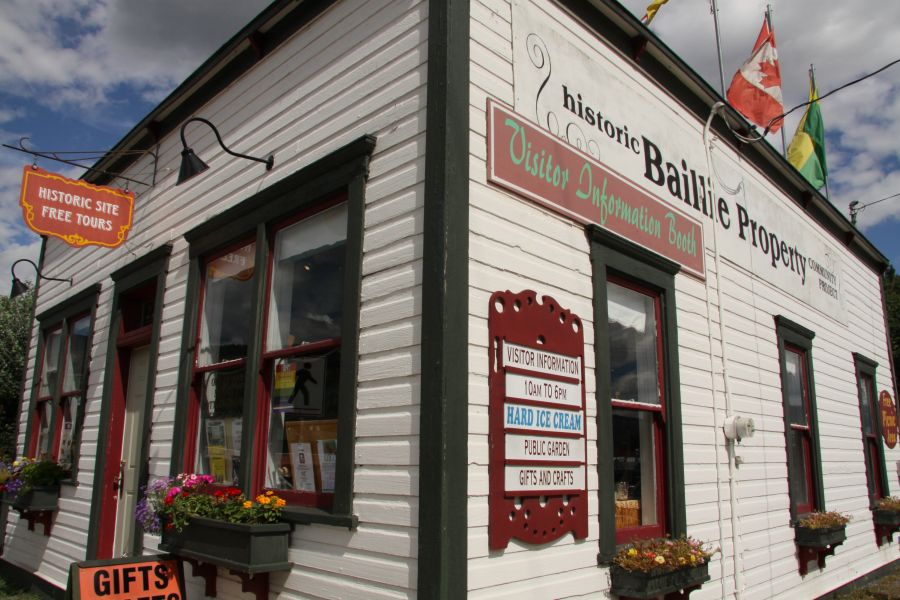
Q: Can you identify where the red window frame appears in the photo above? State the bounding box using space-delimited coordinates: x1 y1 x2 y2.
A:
183 194 347 510
608 275 667 543
785 343 817 516
253 196 346 508
859 371 885 501
183 237 256 475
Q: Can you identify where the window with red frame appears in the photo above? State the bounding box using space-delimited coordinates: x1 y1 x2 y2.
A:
856 357 886 503
607 278 666 542
783 344 818 515
187 202 348 510
30 312 93 476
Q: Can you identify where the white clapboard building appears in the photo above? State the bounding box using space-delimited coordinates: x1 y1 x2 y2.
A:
4 0 898 598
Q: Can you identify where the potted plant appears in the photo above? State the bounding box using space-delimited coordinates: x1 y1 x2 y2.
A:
609 536 716 599
873 496 900 527
0 458 66 513
794 510 849 547
137 473 292 574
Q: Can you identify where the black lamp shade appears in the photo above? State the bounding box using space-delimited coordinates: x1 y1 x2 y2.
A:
177 147 210 185
10 277 29 298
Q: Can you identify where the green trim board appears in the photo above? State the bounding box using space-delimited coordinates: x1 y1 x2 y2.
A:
86 244 171 560
775 315 826 521
416 0 469 596
853 352 890 503
589 225 686 564
171 135 374 522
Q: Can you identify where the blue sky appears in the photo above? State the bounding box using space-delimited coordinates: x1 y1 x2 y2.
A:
1 0 899 288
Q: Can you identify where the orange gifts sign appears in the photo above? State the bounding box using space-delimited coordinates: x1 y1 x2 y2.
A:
20 167 134 248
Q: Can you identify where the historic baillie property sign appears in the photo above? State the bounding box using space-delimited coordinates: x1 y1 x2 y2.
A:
20 166 135 248
488 290 588 550
487 99 705 279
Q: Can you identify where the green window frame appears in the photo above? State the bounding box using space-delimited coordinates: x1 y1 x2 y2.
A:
172 136 374 527
590 226 687 563
775 315 825 521
853 352 890 506
24 284 100 479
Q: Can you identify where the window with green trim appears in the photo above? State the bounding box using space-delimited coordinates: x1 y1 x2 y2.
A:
854 353 888 505
27 288 98 478
590 227 686 561
176 137 372 522
775 316 824 520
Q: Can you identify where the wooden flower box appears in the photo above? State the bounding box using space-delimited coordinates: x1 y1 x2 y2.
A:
609 563 709 599
1 486 60 536
795 524 845 575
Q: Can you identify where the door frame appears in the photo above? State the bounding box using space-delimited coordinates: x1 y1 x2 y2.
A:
87 244 171 560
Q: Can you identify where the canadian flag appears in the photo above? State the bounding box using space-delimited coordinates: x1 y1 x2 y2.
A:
726 16 784 133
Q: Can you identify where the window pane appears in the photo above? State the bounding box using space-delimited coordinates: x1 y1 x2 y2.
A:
58 396 81 474
39 330 62 397
613 409 658 528
199 242 256 366
193 369 245 485
788 429 810 508
36 402 52 458
265 352 341 498
63 315 91 392
859 373 874 435
608 283 659 405
784 350 806 424
267 205 347 351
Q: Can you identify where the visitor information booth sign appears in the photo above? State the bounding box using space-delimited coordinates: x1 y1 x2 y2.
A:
488 290 588 549
20 166 135 248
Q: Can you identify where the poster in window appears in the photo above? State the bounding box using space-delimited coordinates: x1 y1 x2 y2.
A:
318 439 337 493
289 442 316 492
206 419 227 481
272 362 296 411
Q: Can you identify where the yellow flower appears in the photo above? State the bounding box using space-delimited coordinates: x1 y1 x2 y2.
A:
627 548 638 557
654 556 665 564
265 490 274 496
243 501 252 509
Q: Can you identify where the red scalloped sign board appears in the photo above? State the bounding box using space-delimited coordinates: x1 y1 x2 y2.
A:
880 390 897 449
20 166 134 248
488 290 588 550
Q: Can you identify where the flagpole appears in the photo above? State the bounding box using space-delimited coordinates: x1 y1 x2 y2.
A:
767 4 787 155
710 0 727 95
810 63 830 199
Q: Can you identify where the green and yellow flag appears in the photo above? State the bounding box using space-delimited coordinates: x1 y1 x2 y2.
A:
642 0 669 25
787 73 827 189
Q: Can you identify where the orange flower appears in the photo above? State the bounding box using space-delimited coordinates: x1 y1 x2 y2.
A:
243 501 252 509
265 490 274 496
275 498 286 508
257 495 271 505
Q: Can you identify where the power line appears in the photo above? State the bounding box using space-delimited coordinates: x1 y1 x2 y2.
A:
849 192 900 224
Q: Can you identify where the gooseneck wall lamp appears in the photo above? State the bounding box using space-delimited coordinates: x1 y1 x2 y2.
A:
176 117 274 185
10 259 73 299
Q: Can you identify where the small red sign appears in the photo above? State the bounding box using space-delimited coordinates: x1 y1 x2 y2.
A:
20 166 134 248
880 390 898 449
488 290 588 550
487 100 705 279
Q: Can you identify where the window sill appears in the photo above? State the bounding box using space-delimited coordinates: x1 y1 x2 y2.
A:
281 506 358 529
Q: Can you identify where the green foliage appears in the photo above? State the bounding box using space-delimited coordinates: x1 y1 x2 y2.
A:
884 267 900 389
0 290 35 459
0 458 66 497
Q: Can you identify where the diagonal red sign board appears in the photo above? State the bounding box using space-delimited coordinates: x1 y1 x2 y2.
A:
20 166 135 248
487 99 705 279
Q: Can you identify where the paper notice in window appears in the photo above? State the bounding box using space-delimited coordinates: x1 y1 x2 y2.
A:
318 439 337 493
290 442 316 492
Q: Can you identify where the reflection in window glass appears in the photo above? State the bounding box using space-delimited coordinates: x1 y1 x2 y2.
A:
194 369 245 485
267 205 347 351
859 374 874 435
788 429 809 507
36 402 52 458
608 283 659 404
199 242 256 366
58 397 81 473
612 409 658 528
265 352 341 500
63 315 91 392
39 330 62 397
784 351 806 424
